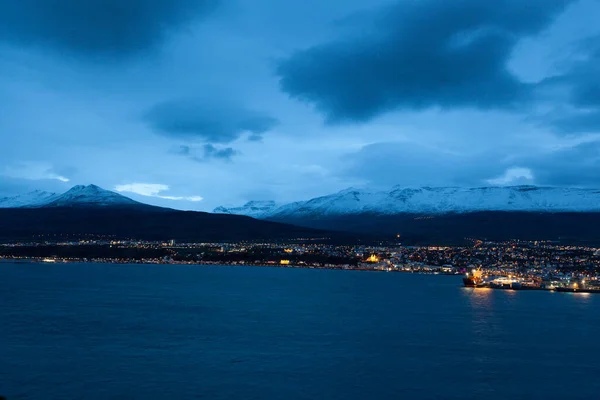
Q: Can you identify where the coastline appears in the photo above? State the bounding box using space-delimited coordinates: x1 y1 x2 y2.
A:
4 258 597 294
0 256 461 274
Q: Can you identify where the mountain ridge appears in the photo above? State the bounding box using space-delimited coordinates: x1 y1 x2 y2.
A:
214 185 600 218
0 184 147 209
43 184 143 208
0 190 60 208
0 185 352 243
213 200 279 218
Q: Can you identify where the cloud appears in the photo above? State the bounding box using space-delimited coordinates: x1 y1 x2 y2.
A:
0 176 70 197
201 144 238 161
175 145 193 156
341 141 505 187
247 134 264 142
175 144 238 162
522 140 600 186
115 183 203 202
551 111 600 133
2 162 70 182
539 35 600 134
277 0 573 123
0 0 217 59
145 98 278 143
486 167 534 185
341 138 600 189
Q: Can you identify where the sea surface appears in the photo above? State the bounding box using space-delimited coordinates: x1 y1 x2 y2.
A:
2 262 600 399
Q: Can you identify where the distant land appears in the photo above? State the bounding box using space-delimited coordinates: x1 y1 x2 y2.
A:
215 186 600 244
214 186 600 216
3 184 600 245
0 185 349 243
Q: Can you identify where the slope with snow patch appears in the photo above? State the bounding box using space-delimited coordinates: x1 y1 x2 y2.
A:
214 201 279 218
214 186 600 218
0 190 60 208
43 184 142 207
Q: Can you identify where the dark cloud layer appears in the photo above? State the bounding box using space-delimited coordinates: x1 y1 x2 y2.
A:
543 35 600 134
343 139 600 189
342 142 504 187
277 0 573 123
529 141 600 186
145 99 278 143
0 0 217 58
552 112 600 134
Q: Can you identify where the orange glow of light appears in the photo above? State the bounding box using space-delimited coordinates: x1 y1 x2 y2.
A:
284 249 293 253
366 254 380 263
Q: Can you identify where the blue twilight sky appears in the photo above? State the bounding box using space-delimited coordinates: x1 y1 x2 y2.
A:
0 0 600 210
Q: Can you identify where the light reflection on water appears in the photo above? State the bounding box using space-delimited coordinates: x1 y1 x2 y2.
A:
462 287 498 346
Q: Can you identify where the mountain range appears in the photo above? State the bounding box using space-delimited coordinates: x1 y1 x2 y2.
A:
4 184 600 244
0 184 141 208
213 200 279 218
213 185 600 244
0 185 338 242
214 186 600 217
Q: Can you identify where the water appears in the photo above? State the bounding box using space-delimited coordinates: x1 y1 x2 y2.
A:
1 263 600 399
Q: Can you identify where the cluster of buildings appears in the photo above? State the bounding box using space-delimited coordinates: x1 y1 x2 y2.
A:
3 239 600 283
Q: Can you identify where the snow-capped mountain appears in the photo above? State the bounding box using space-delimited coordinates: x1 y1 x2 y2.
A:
44 184 141 207
214 201 279 218
0 185 142 208
214 185 600 218
0 190 60 208
0 187 331 242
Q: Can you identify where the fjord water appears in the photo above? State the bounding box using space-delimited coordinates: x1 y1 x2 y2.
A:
2 263 600 399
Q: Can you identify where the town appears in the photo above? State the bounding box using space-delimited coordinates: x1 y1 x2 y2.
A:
3 236 600 291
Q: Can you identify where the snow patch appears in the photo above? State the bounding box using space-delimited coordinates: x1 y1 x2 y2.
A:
214 200 279 218
214 186 600 218
0 190 60 208
45 184 141 207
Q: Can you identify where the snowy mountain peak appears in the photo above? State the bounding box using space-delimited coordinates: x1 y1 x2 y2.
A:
63 184 104 195
0 185 144 209
336 187 361 194
71 184 90 191
213 200 279 218
214 185 600 219
44 184 141 207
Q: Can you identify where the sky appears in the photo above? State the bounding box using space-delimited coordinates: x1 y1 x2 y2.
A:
0 0 599 211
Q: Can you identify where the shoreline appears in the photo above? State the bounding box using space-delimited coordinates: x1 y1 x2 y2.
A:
0 257 462 274
3 258 597 293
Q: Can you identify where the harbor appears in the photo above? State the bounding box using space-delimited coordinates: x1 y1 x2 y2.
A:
463 268 600 293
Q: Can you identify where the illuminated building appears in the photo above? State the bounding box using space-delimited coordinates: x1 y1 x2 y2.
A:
366 254 379 263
